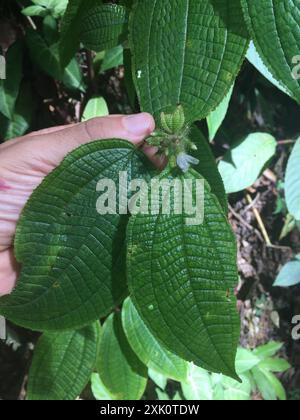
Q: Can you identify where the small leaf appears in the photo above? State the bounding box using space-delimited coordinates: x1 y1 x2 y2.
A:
122 297 188 382
258 358 291 373
130 0 249 123
127 169 240 378
91 373 114 400
22 5 48 17
218 133 277 194
27 322 101 400
207 85 234 142
181 364 214 401
148 369 167 391
0 82 34 141
252 366 286 401
253 342 283 359
97 313 147 400
242 0 300 103
235 348 260 375
285 138 300 220
101 45 124 73
222 374 251 401
0 41 23 120
0 141 153 331
80 4 128 52
274 254 300 287
82 97 109 121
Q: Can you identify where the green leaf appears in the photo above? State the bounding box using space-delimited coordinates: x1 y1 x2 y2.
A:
0 140 153 331
130 0 249 123
242 0 300 103
246 41 292 98
82 97 109 121
97 313 147 401
27 322 101 400
80 4 128 52
207 85 234 142
258 357 291 373
235 348 260 375
0 82 34 141
218 133 277 194
285 138 300 220
59 0 100 67
274 254 300 287
25 29 84 91
253 342 283 359
148 369 167 391
101 45 124 73
190 126 227 214
22 5 48 17
181 364 214 401
0 41 23 120
122 297 188 382
91 373 114 400
127 169 240 378
222 374 251 401
252 366 286 401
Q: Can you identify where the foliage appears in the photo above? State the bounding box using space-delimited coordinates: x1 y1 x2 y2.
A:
0 0 300 400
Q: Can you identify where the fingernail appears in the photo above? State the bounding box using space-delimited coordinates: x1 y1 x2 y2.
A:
123 113 153 136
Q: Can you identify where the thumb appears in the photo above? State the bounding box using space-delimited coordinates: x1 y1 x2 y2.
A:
43 113 155 164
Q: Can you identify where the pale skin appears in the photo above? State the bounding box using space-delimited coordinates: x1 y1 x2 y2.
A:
0 113 160 296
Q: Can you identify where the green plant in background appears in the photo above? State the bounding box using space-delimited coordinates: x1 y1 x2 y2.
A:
0 0 299 400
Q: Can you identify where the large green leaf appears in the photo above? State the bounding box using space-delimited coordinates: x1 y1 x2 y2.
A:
27 322 101 400
80 4 128 52
130 0 249 123
242 0 300 103
0 41 23 120
97 313 147 400
127 169 240 378
122 297 188 382
285 138 300 220
218 133 277 194
190 126 227 214
274 254 300 287
59 0 100 67
0 140 153 331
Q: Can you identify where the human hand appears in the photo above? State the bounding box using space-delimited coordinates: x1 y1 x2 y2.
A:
0 113 159 296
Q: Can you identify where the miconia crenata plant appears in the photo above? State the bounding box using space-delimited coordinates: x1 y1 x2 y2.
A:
1 0 300 400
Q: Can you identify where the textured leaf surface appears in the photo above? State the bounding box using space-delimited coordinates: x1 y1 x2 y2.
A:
91 373 114 400
127 169 240 378
59 0 100 67
285 138 300 220
274 254 300 287
80 4 128 52
0 41 23 120
97 313 147 400
122 297 188 382
242 0 300 103
130 0 249 123
190 126 227 214
0 140 152 331
218 133 277 194
27 322 101 400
